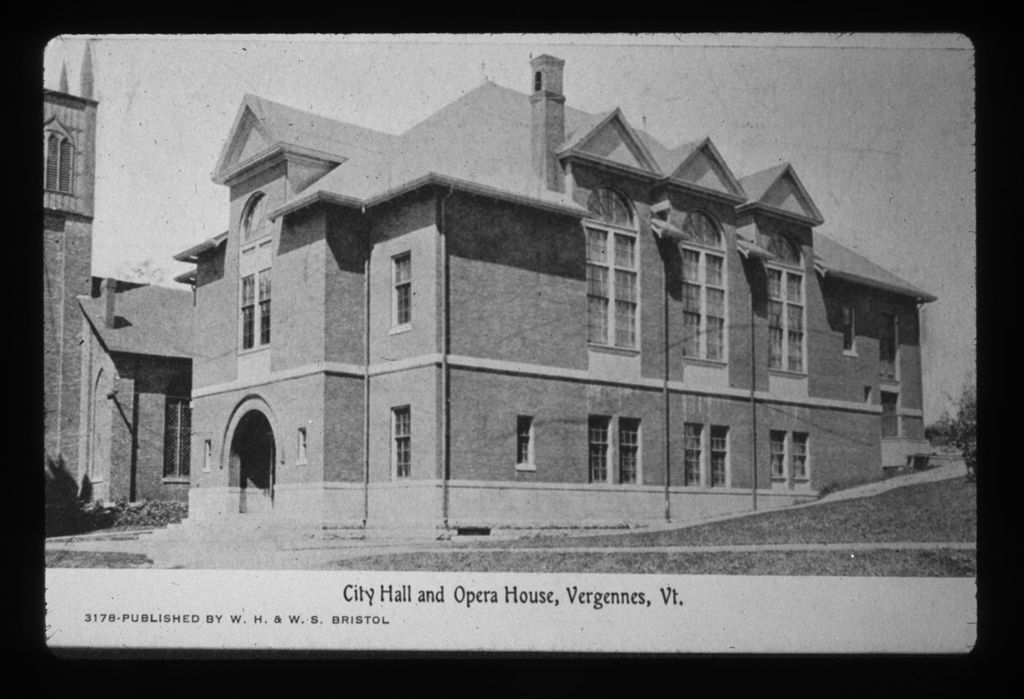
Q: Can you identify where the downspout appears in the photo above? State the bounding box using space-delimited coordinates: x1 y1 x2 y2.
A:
663 247 671 523
750 273 758 512
362 205 370 530
439 186 455 530
129 356 140 502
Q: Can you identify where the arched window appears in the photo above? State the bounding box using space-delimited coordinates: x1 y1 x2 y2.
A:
241 192 269 243
43 130 74 194
586 188 634 228
585 189 638 349
765 233 805 372
239 192 272 351
677 211 727 361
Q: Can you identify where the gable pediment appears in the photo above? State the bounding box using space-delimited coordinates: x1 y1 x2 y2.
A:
570 110 659 173
223 107 274 170
669 139 745 198
761 170 823 223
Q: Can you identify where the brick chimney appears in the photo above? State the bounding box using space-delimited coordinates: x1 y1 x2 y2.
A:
104 277 117 328
530 54 566 192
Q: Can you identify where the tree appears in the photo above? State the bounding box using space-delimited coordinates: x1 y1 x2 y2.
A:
948 383 977 481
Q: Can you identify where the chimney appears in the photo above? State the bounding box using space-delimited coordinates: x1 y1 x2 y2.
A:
104 278 117 328
530 54 566 192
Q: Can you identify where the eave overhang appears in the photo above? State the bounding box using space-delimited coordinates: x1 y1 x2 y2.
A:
735 201 825 227
173 231 227 263
651 177 747 206
267 173 590 223
817 266 937 304
212 142 347 186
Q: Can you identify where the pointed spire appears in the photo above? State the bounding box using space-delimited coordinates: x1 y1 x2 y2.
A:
58 60 69 93
80 40 94 99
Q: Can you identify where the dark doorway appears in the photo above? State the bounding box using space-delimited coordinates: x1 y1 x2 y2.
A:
231 410 275 513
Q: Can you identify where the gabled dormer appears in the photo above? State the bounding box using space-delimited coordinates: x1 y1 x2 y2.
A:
737 163 825 227
211 95 348 194
558 108 662 178
660 137 746 204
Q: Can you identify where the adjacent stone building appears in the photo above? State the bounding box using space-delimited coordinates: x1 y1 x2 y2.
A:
44 44 97 478
44 43 195 508
175 55 935 531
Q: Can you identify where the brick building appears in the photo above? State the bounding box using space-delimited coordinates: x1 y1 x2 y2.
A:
175 55 935 530
76 278 194 503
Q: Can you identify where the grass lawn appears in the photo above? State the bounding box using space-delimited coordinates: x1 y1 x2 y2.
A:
488 477 976 550
333 548 975 576
46 550 153 568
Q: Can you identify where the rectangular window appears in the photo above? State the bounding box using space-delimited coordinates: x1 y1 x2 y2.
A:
588 416 610 483
163 397 191 478
619 418 640 484
768 268 804 372
791 432 809 480
880 313 898 380
203 440 212 472
393 253 412 327
770 430 787 479
516 416 534 468
681 249 727 361
258 268 271 346
842 306 856 352
881 391 899 437
587 227 637 349
296 427 307 465
710 426 729 487
393 407 411 478
241 274 255 350
683 423 703 486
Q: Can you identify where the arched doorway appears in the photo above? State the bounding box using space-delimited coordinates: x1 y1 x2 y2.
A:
230 410 276 514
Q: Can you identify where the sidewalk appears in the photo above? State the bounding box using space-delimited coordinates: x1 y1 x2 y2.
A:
45 456 969 569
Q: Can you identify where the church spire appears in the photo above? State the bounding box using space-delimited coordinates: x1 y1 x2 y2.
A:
58 60 69 93
80 40 94 99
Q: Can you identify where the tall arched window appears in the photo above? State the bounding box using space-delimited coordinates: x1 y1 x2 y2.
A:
43 129 74 194
677 211 727 361
241 192 269 243
585 188 638 348
765 233 805 372
239 192 272 351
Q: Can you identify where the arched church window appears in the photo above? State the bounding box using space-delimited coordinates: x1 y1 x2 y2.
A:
44 130 74 194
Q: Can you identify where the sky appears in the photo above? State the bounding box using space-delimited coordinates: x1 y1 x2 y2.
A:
42 33 975 421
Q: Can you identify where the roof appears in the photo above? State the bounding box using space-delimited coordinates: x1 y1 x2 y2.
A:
814 232 936 302
173 231 227 263
738 163 791 202
293 81 594 212
78 283 195 359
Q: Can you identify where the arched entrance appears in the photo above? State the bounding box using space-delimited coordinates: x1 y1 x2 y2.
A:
230 410 276 514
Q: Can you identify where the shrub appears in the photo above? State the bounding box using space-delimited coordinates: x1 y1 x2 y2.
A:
109 499 187 528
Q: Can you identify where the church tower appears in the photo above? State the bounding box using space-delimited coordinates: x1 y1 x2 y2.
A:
44 41 97 477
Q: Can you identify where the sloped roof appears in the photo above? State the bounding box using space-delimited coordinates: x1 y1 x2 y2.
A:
814 232 936 302
242 94 395 160
738 162 824 225
738 163 791 202
297 82 597 209
78 284 195 359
